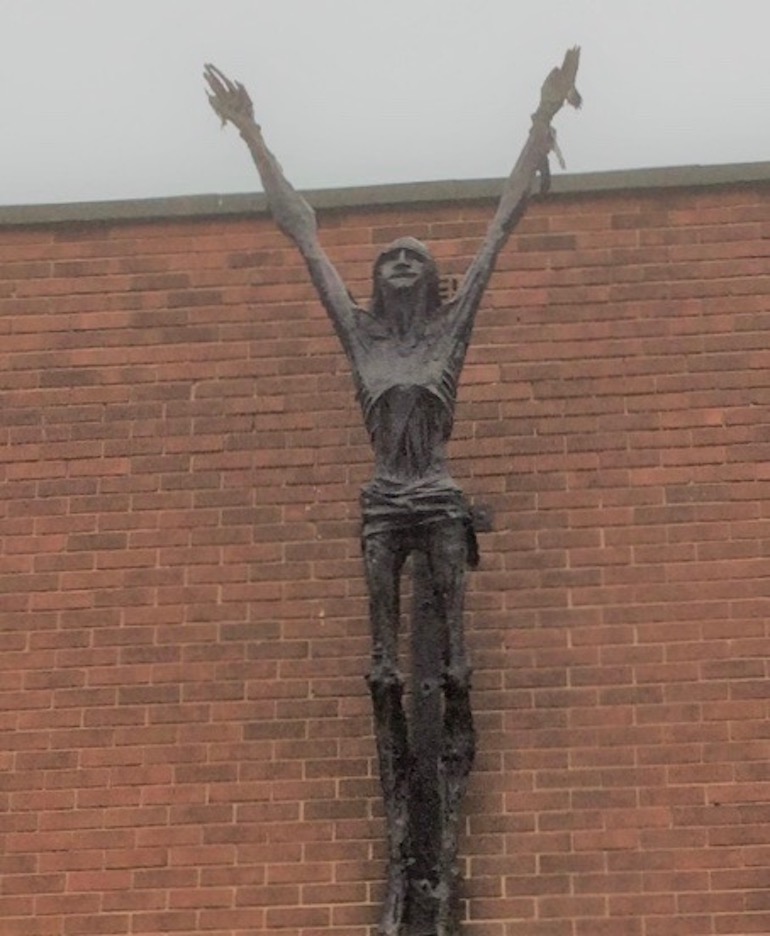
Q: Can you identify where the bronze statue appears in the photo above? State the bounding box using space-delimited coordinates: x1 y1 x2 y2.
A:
205 50 581 936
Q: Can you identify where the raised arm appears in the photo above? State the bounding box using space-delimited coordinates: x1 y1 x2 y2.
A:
448 48 582 343
204 65 356 349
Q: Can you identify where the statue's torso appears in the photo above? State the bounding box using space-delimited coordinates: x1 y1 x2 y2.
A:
348 322 461 486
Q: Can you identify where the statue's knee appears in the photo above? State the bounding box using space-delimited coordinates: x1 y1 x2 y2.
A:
442 661 472 694
366 663 404 692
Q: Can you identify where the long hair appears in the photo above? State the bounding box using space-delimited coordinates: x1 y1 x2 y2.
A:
369 236 442 319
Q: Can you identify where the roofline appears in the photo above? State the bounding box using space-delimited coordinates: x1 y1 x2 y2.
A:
1 161 769 228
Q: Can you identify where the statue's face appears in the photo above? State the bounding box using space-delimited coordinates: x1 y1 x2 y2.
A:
377 248 427 290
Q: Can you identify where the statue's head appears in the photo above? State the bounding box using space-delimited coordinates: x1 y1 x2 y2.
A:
371 236 441 318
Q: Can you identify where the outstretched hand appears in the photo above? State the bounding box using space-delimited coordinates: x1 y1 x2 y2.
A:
204 64 257 132
536 46 582 123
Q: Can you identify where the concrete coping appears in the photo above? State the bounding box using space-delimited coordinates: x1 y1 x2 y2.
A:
1 161 769 228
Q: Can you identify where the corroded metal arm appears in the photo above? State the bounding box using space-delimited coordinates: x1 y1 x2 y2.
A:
204 64 317 245
204 64 357 351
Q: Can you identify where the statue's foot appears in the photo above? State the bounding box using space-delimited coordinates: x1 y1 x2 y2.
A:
378 862 407 936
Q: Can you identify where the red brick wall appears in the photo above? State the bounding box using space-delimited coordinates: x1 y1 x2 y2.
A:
1 175 769 936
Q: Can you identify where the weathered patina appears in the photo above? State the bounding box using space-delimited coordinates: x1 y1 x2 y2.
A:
205 50 581 935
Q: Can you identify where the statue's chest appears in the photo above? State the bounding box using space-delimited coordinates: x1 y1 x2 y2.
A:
353 338 447 398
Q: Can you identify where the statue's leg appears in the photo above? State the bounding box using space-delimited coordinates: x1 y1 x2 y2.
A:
425 521 476 936
363 531 410 936
364 530 406 682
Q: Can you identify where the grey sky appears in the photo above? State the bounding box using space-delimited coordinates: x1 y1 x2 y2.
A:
3 0 770 206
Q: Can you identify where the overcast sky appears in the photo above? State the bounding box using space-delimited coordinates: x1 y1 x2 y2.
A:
3 0 770 207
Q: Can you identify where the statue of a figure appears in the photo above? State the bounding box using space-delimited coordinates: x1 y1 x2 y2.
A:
205 51 581 936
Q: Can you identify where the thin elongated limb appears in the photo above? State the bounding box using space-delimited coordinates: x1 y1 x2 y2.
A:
204 64 316 243
444 48 583 378
425 521 475 936
435 667 475 936
363 532 411 936
405 550 444 934
203 64 358 351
